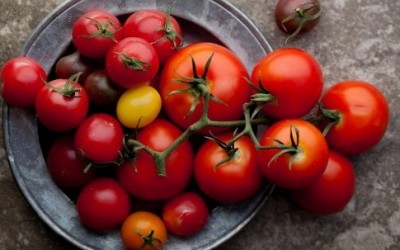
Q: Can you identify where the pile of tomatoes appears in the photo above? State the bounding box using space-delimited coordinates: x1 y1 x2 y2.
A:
0 4 389 250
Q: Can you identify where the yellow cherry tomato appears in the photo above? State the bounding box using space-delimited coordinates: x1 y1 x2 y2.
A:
116 85 162 128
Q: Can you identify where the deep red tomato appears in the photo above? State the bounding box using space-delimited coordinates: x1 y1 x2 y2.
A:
76 178 131 231
319 80 389 155
35 78 89 132
1 56 46 108
122 9 183 64
74 113 124 163
194 134 263 204
162 192 209 237
72 10 122 59
116 119 193 201
105 37 160 89
291 150 356 214
47 136 95 190
55 51 97 84
251 47 323 119
258 119 329 189
159 42 251 134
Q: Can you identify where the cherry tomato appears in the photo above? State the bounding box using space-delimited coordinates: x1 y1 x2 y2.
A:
76 178 131 231
319 80 389 155
1 56 46 108
74 113 124 163
55 51 97 84
251 47 323 119
194 134 264 204
258 119 329 189
120 211 167 250
72 10 122 59
159 42 251 134
117 119 193 201
46 136 94 189
105 37 160 89
35 78 89 132
123 9 183 64
162 192 209 237
116 84 162 128
291 151 356 214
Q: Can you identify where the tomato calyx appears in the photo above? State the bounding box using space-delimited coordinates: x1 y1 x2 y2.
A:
118 53 151 72
83 16 119 43
307 104 342 136
248 76 276 115
136 229 163 250
153 2 183 49
46 72 82 97
205 133 239 168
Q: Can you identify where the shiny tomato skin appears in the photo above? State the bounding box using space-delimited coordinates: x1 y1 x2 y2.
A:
35 79 89 132
258 119 329 189
74 113 124 163
162 192 209 237
291 151 356 214
76 178 131 231
194 134 263 204
55 51 97 84
159 42 251 134
1 56 46 108
117 119 193 201
320 80 389 155
251 47 323 119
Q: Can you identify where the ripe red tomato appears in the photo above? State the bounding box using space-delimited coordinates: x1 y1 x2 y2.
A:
76 178 131 231
291 150 356 214
1 56 46 108
194 134 263 204
55 51 97 84
116 119 193 201
159 42 251 134
74 113 124 163
162 192 209 237
251 47 323 119
122 9 183 64
35 78 89 132
319 80 389 155
72 10 122 59
105 37 160 89
46 136 95 189
258 119 329 189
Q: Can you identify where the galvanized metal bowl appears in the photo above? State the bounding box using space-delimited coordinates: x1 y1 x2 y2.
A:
3 0 274 249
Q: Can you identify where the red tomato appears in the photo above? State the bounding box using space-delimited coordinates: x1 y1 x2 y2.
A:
76 178 131 231
162 192 209 237
72 10 122 59
319 80 389 155
1 56 46 108
46 136 94 189
123 9 183 64
194 134 263 204
74 113 124 163
105 37 160 88
159 42 251 134
291 151 356 214
251 47 323 119
258 119 329 189
35 78 89 132
116 119 193 201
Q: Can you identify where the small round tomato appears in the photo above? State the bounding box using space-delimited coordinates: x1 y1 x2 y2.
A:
122 9 183 64
55 51 97 84
74 113 124 163
72 10 122 59
120 211 167 250
116 85 161 128
1 56 46 108
319 80 389 155
162 192 209 237
47 136 94 189
251 47 323 119
291 151 356 214
258 119 329 189
194 134 263 204
35 78 89 132
105 37 160 89
76 178 131 231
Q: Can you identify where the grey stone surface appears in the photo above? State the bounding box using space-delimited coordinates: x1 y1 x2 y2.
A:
0 0 399 250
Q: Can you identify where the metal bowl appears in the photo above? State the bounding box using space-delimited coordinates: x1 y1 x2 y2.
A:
3 0 274 249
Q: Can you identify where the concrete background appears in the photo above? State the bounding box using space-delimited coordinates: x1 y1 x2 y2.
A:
1 0 399 249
